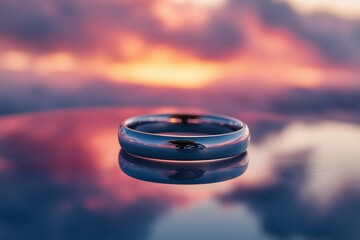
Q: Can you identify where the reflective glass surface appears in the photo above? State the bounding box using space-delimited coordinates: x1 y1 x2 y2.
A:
0 108 359 240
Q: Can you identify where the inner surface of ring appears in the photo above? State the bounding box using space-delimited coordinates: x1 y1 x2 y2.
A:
126 115 243 136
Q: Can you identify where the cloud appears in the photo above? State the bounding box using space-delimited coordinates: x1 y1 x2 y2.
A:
269 87 360 116
163 16 243 59
0 1 359 123
1 74 359 125
237 0 360 65
0 0 88 52
1 0 359 63
0 0 244 59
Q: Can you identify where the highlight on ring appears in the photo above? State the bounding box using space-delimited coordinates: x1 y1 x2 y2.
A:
118 113 250 161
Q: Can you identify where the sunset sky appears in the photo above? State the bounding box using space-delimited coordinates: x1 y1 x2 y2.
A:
1 3 360 238
0 0 359 118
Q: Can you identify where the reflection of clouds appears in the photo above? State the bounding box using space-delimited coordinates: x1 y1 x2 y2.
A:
0 110 184 240
219 159 360 240
222 161 360 239
1 109 359 240
147 200 272 240
0 168 169 240
250 121 360 204
219 121 360 240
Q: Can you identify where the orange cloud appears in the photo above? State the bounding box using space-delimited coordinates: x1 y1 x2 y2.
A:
105 47 221 88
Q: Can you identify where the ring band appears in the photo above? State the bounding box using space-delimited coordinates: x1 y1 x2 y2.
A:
118 114 250 160
119 150 249 184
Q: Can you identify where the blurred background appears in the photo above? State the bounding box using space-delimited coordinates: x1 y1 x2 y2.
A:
1 2 360 240
0 0 359 121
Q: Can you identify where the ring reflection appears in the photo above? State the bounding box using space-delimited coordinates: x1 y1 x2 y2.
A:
119 150 249 184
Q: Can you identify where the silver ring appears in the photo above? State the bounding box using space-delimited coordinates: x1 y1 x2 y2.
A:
119 150 249 184
118 114 250 160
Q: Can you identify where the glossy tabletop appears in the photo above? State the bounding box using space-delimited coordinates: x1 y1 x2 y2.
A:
0 107 359 240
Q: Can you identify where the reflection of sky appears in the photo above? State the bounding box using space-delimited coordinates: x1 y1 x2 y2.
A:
147 200 272 240
0 108 359 239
